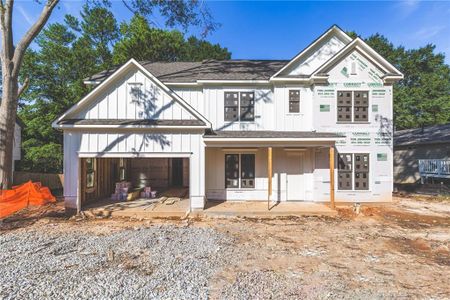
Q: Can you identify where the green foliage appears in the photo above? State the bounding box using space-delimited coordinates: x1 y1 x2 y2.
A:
18 3 229 173
363 35 450 130
113 15 230 64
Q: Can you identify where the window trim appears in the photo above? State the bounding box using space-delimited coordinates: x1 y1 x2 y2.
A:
288 89 301 113
336 90 370 123
224 153 256 189
337 152 371 192
224 90 255 123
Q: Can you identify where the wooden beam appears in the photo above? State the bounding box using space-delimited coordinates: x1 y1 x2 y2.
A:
267 147 273 210
329 146 335 209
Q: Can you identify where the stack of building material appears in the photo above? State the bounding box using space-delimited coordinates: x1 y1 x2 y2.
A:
111 181 131 201
140 187 157 199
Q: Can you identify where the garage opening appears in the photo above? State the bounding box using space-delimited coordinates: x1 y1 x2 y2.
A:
80 157 189 216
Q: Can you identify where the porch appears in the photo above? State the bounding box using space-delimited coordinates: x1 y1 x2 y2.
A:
419 159 450 183
198 200 336 217
203 130 342 209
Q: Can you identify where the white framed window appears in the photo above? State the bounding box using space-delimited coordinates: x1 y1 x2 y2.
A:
224 91 255 122
337 91 369 123
338 153 370 191
225 154 255 189
289 90 300 113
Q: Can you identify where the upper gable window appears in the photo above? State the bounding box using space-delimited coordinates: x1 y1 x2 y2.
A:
224 91 255 122
337 91 369 123
289 90 300 113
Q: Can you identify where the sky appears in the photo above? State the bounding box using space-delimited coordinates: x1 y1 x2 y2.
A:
12 0 450 63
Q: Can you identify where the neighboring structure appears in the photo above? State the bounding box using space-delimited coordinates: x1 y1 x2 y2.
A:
394 124 450 184
53 25 403 212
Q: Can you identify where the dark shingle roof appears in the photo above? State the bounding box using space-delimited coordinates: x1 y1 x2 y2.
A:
58 119 205 126
394 123 450 146
204 130 344 139
85 60 288 83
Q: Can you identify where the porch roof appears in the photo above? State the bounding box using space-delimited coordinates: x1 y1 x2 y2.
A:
204 130 344 141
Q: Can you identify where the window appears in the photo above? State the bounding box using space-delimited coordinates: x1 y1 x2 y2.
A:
119 158 126 181
289 90 300 113
86 158 96 189
337 91 352 122
240 154 255 188
224 92 239 121
225 154 255 189
353 91 369 122
240 92 255 121
338 153 369 191
224 91 255 122
354 154 369 190
338 153 352 190
337 91 369 122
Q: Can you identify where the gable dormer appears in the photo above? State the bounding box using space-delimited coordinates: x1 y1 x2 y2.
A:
272 25 353 78
54 59 210 129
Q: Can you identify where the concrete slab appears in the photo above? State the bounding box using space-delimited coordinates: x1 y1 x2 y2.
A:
194 200 337 218
84 198 190 219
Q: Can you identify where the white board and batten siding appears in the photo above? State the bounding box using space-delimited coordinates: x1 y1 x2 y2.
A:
75 68 196 121
63 130 205 209
62 66 207 210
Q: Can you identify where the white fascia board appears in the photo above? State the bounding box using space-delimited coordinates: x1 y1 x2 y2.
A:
270 25 353 79
54 124 209 130
53 59 212 129
197 80 270 85
165 82 200 87
312 38 403 78
203 137 344 142
78 152 192 158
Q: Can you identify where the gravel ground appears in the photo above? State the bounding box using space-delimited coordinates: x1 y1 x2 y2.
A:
0 196 449 299
0 223 240 299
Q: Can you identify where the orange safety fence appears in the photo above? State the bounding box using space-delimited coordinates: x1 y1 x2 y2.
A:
0 181 56 218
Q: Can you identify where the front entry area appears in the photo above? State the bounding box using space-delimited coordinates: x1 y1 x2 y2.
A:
286 152 306 201
205 147 316 202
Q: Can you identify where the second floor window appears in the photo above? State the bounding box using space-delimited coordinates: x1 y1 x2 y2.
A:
289 90 300 113
337 91 369 122
224 91 255 122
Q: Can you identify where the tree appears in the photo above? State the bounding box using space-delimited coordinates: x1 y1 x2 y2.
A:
348 31 450 130
17 2 229 173
0 0 59 189
364 36 450 130
112 15 230 64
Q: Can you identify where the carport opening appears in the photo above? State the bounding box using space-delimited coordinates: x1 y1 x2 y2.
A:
80 157 189 211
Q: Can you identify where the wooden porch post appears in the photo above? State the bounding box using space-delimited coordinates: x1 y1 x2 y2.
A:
267 147 272 210
329 146 335 209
